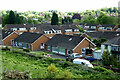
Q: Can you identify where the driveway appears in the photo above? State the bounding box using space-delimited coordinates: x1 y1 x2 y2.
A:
50 54 66 60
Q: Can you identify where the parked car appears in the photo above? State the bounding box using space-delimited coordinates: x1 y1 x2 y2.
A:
70 53 83 59
73 59 94 68
84 56 96 62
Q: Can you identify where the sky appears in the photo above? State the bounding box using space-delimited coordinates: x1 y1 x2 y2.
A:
0 0 120 12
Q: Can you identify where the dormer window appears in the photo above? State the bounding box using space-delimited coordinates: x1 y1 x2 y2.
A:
19 28 26 31
65 29 72 32
56 30 61 33
74 29 79 32
99 27 104 30
91 26 96 29
84 26 89 28
30 27 36 30
11 28 17 31
106 27 112 30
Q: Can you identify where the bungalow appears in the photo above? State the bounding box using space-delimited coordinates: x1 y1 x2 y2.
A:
45 34 96 56
81 31 120 40
26 24 37 33
4 24 28 34
101 36 120 62
98 24 117 31
14 32 50 51
2 30 19 46
60 25 80 35
34 25 62 38
83 24 101 32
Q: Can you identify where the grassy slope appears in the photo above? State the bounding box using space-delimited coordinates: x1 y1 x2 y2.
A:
1 50 120 79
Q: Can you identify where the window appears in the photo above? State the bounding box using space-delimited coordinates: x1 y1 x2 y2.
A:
74 29 79 32
84 26 89 28
91 26 96 29
99 27 104 30
59 48 65 55
56 30 61 33
11 28 17 31
44 31 49 34
52 47 58 53
30 27 36 30
19 28 26 31
41 43 44 49
65 29 72 32
48 46 50 51
106 27 112 30
11 39 14 45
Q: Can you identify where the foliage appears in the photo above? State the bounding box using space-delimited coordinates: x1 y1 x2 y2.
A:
77 25 84 33
3 70 31 79
51 12 58 25
87 36 92 41
47 64 58 78
1 49 120 79
100 38 107 43
93 66 114 75
23 48 30 52
8 10 16 24
58 70 72 79
102 50 117 66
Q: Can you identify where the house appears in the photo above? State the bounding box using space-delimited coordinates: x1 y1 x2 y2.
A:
81 31 120 40
60 25 80 35
14 32 50 51
26 24 37 33
4 24 28 34
2 30 19 46
98 24 117 31
45 34 96 56
83 24 101 32
101 36 120 62
34 25 62 38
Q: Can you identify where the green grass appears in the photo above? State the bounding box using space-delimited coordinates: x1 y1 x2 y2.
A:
1 49 120 79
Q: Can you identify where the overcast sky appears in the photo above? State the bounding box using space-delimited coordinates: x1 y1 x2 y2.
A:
0 0 119 12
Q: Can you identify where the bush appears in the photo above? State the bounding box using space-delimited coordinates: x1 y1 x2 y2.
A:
47 64 58 78
2 46 10 51
3 70 31 79
58 70 72 78
62 61 70 68
23 48 30 52
93 66 113 74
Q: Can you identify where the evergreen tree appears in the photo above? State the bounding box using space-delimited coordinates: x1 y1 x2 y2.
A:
8 10 15 24
51 12 58 25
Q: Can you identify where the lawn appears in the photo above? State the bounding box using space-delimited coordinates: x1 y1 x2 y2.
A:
1 47 120 79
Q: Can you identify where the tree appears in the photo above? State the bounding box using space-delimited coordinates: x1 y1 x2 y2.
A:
77 25 84 33
2 14 9 27
100 38 107 43
51 12 58 25
8 10 15 24
102 50 111 66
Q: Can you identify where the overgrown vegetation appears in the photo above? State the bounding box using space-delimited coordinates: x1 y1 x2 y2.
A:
1 48 120 79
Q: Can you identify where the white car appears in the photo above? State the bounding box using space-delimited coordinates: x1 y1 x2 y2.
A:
70 53 83 59
73 59 94 68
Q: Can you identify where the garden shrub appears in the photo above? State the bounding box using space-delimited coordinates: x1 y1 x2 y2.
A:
3 70 31 79
58 70 72 79
23 48 30 52
47 64 58 78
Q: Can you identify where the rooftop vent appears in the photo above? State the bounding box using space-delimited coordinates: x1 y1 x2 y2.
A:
69 38 72 41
